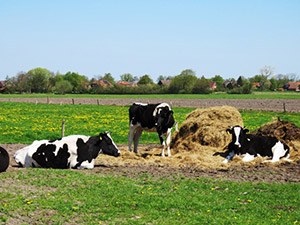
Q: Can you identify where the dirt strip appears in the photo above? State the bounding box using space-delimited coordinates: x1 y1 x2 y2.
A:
0 97 300 112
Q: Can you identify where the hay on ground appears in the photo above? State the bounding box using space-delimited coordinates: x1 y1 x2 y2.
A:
96 107 300 170
171 106 243 152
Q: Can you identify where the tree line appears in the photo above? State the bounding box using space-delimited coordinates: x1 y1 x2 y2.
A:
1 66 299 94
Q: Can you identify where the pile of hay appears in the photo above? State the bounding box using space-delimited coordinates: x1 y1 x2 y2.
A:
171 106 243 152
251 118 300 161
96 107 300 170
96 106 244 170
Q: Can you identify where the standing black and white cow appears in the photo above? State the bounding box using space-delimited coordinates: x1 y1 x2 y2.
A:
128 102 176 157
223 126 290 163
0 146 9 172
14 132 120 169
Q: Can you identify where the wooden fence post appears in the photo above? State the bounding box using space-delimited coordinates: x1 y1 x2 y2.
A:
283 103 286 112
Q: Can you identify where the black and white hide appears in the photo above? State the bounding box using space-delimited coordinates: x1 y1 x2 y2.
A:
128 103 176 157
0 146 9 172
14 132 120 169
223 126 290 163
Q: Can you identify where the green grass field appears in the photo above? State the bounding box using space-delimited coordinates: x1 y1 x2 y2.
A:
0 102 299 144
1 102 300 224
1 91 300 99
1 169 299 224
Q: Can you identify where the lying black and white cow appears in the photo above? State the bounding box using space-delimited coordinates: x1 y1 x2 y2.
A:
223 126 290 163
128 102 176 157
0 146 9 172
14 132 120 169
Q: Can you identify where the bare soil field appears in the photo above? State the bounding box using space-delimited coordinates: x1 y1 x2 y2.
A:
1 98 300 183
1 97 300 112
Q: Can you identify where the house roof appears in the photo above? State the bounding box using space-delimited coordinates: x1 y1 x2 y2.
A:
116 81 137 86
284 81 299 91
208 81 217 90
158 80 171 86
91 80 113 88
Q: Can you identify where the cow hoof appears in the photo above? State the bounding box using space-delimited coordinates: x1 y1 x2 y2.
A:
222 159 228 164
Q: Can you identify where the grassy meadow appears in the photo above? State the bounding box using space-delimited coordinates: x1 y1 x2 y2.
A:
0 102 299 144
0 169 299 224
1 101 300 224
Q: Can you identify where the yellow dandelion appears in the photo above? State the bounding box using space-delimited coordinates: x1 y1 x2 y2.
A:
207 210 211 213
247 200 252 203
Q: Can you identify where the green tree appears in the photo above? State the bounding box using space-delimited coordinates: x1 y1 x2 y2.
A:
192 76 211 94
120 73 135 82
269 77 278 90
64 72 88 93
137 74 154 85
26 67 53 93
55 80 73 94
211 75 224 88
102 73 115 84
168 69 197 94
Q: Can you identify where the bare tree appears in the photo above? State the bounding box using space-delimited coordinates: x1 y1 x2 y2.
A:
259 66 274 90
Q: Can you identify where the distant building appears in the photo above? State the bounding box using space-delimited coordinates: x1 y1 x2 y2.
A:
158 80 171 86
91 80 113 88
283 82 299 91
116 81 138 87
208 81 217 90
252 82 260 88
223 80 237 88
0 81 6 93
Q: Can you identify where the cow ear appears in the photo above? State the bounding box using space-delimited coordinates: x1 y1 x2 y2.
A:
226 128 232 134
243 129 249 133
170 110 174 114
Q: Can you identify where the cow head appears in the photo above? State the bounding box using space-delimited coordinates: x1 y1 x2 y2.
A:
156 107 175 132
226 126 249 148
99 132 120 157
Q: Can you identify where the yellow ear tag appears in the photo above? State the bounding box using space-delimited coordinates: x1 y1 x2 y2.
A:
227 131 230 135
99 136 102 141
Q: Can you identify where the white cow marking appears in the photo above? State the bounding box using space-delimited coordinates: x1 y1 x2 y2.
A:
233 127 242 147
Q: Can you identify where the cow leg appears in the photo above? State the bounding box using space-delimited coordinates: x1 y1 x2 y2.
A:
128 124 136 152
133 127 143 154
158 133 166 157
165 128 172 157
77 160 95 169
242 153 255 162
222 151 235 163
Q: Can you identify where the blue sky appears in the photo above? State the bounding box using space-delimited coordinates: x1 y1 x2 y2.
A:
0 0 299 81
